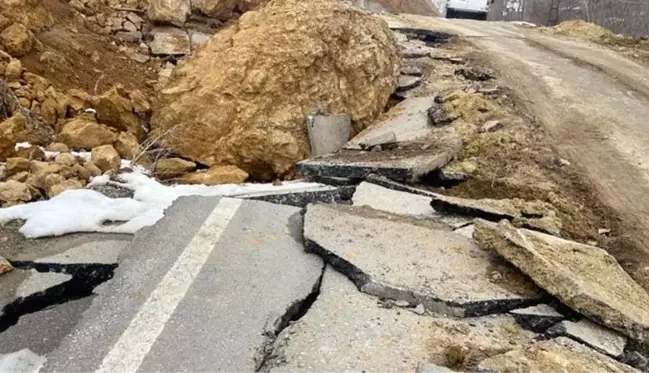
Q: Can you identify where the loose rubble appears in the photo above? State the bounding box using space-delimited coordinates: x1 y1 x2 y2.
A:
547 319 627 358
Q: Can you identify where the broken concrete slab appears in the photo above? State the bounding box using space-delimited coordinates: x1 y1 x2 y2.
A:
510 304 564 332
430 192 562 236
235 184 342 207
402 44 432 58
455 66 493 81
44 198 325 372
394 28 453 46
397 75 422 91
427 103 457 126
297 137 461 183
33 240 127 265
148 27 190 55
303 203 541 317
477 337 638 372
352 181 472 227
547 319 627 358
347 96 438 148
474 219 649 342
306 114 351 156
265 268 536 372
0 268 72 318
352 181 435 217
0 349 46 373
0 297 92 355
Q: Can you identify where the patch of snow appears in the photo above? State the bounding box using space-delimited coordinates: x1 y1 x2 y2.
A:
14 142 32 151
0 171 325 238
0 349 46 373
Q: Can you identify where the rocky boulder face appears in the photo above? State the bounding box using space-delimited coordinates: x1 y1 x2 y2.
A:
151 0 399 180
0 0 54 32
0 113 53 161
0 23 34 57
192 0 267 20
147 0 190 26
57 117 118 150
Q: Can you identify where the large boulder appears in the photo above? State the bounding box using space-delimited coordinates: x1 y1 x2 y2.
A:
192 0 266 20
0 0 53 32
0 180 31 204
91 145 120 174
0 23 33 57
151 0 399 180
92 87 143 140
0 113 53 161
147 0 190 26
57 117 118 150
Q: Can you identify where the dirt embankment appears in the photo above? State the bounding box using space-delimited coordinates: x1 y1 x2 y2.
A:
546 20 649 65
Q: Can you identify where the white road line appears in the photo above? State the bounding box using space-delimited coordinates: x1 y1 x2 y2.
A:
96 197 243 373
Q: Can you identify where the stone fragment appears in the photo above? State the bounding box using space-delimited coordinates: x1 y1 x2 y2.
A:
455 66 493 81
0 23 33 57
397 75 422 91
5 157 29 176
154 157 196 179
304 204 541 316
11 146 44 162
83 161 102 177
151 0 399 180
29 160 61 177
54 153 77 167
5 58 22 80
477 337 637 373
114 31 142 43
437 160 476 182
45 142 69 153
147 0 190 27
91 145 120 173
509 304 564 332
266 268 537 372
92 86 142 139
148 27 190 55
127 89 150 115
480 119 503 133
427 103 457 126
0 256 12 275
47 178 84 197
306 114 351 156
113 131 141 160
474 219 649 342
547 319 627 357
177 164 247 185
58 117 117 150
8 171 28 182
0 113 52 161
0 180 31 203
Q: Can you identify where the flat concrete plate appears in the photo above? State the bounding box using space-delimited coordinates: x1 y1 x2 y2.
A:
304 204 541 316
265 268 537 372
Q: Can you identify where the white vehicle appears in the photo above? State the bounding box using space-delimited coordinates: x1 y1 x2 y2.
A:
434 0 491 20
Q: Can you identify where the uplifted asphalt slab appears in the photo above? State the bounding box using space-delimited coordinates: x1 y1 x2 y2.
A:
475 219 649 342
41 197 324 372
303 203 541 317
264 268 537 372
346 96 437 149
296 136 461 183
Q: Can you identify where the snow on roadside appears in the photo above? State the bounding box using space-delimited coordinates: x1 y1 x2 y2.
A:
0 171 325 238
